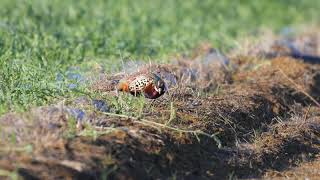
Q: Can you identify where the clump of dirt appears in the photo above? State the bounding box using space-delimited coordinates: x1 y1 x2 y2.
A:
1 32 320 179
265 156 320 178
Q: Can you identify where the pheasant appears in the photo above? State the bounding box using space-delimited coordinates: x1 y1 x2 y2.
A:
117 73 166 99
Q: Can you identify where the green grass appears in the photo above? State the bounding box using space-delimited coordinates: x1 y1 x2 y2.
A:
0 0 319 114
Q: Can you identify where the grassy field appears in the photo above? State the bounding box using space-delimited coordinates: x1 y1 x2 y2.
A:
0 0 319 113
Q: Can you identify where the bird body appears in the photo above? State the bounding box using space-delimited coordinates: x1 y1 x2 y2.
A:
118 73 166 99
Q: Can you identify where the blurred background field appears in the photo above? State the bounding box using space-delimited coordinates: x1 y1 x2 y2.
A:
0 0 319 114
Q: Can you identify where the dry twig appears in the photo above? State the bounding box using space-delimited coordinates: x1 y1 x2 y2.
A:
100 112 222 148
278 68 320 108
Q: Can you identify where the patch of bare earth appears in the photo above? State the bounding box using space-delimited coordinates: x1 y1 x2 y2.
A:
1 31 320 179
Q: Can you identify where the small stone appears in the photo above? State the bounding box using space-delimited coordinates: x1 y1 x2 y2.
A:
92 99 109 112
67 108 86 121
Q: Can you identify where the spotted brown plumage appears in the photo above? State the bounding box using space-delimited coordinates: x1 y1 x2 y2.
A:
117 73 166 99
